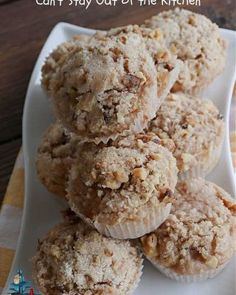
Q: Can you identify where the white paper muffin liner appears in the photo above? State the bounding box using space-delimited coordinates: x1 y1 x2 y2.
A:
148 258 228 283
75 99 158 145
89 94 164 145
178 137 224 180
93 202 172 239
158 60 181 102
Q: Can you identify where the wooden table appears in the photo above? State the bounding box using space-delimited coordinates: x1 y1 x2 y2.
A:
0 0 235 204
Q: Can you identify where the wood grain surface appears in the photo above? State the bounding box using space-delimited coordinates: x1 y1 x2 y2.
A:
0 0 235 203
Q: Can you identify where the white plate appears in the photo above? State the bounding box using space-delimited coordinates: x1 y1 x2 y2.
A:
3 23 236 295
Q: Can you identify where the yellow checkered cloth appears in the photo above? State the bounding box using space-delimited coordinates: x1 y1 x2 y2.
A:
0 151 24 293
0 124 235 292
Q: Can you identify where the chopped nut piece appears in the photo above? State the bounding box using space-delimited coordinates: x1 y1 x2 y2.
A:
149 29 162 40
104 248 113 257
205 256 218 268
136 71 147 84
113 170 129 183
132 167 148 180
149 153 161 161
141 234 157 257
50 245 60 259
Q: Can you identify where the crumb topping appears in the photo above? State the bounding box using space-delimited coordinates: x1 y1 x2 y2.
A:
42 28 158 142
149 93 224 173
141 178 236 275
36 122 80 196
38 122 78 158
32 217 142 295
67 133 178 225
144 8 227 94
42 34 92 90
107 25 181 101
41 26 179 142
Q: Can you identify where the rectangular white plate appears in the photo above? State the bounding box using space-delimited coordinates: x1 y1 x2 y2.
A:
2 23 236 295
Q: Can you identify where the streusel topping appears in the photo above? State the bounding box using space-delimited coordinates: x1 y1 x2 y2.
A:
144 8 226 94
42 28 157 142
42 34 93 90
67 133 178 225
141 178 236 275
36 122 80 196
42 26 179 143
32 214 142 295
149 93 224 174
107 25 181 100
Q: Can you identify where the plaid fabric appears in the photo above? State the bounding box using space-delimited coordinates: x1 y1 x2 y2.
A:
0 151 24 293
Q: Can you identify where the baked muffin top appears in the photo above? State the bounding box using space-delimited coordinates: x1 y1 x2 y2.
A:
144 8 226 94
42 26 179 143
37 122 79 160
42 28 157 143
32 212 143 295
36 122 80 196
141 178 236 275
149 93 224 174
42 34 92 89
106 25 181 100
67 133 178 226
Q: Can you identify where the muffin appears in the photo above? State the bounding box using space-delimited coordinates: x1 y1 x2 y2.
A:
148 93 225 179
140 178 236 282
143 8 227 94
42 26 179 143
36 122 80 197
42 34 93 90
32 212 143 295
107 25 181 102
67 133 178 239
